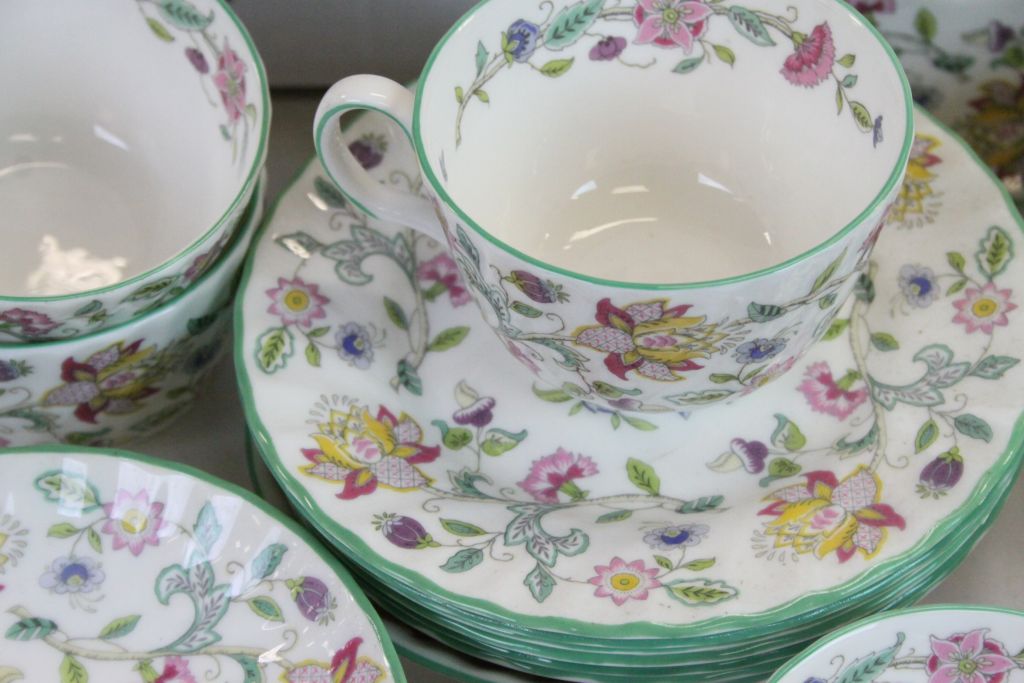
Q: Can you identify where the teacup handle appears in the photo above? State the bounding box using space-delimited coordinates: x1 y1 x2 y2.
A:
313 75 443 240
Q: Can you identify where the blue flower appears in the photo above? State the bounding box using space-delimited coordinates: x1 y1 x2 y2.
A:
336 322 375 369
898 264 938 308
39 555 105 594
643 524 708 551
506 20 540 62
733 338 786 364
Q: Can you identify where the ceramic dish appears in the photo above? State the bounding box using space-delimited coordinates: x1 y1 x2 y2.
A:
0 175 264 448
0 445 405 682
0 0 270 341
770 605 1024 682
859 0 1024 205
237 107 1024 679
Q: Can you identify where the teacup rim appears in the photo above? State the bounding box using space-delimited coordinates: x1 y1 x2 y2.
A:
410 0 915 291
0 0 271 305
0 172 263 350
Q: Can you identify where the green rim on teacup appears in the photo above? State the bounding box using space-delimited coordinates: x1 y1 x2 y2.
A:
768 604 1024 683
0 444 408 683
398 0 916 291
0 174 264 351
0 0 270 306
238 105 1024 643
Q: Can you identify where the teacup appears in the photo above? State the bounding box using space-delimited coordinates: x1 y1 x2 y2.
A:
314 0 912 411
0 0 269 342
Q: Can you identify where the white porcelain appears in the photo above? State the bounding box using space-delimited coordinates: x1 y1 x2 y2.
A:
0 175 264 448
0 445 405 683
771 605 1024 682
238 103 1023 664
0 0 270 340
312 0 913 411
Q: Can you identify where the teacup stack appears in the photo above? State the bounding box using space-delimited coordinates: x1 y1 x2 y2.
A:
0 0 269 448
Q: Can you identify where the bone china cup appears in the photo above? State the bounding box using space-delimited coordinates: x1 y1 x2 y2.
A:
0 0 269 342
314 0 913 412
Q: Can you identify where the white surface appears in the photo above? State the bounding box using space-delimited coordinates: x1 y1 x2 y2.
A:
132 92 1024 683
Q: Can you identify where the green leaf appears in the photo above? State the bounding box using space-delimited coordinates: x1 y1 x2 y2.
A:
915 419 939 453
811 249 847 294
946 278 968 296
0 667 23 683
250 544 288 581
665 579 739 605
247 596 284 622
186 312 217 336
455 86 464 104
673 57 703 74
768 458 801 477
837 53 856 68
145 17 175 42
74 300 103 317
539 58 575 78
231 656 261 683
954 414 993 442
524 562 555 602
854 272 875 303
976 225 1014 279
383 297 408 330
313 176 347 209
157 0 214 30
841 74 858 88
836 423 878 454
970 355 1019 380
47 522 79 539
481 428 527 456
823 318 850 341
193 502 222 557
849 101 873 130
675 496 725 514
771 414 807 452
87 528 102 554
34 471 101 512
441 519 488 537
544 0 605 50
947 251 966 272
397 359 423 396
596 510 632 524
836 84 844 114
914 8 937 42
610 413 622 430
747 302 785 323
681 558 716 571
307 326 330 338
124 276 176 302
568 401 585 416
712 44 735 66
532 385 574 403
305 342 321 367
728 6 775 46
475 41 488 77
473 89 490 102
439 548 483 573
511 301 543 318
99 615 140 640
626 458 660 496
819 292 838 310
136 661 159 683
428 326 470 352
6 618 57 641
255 327 293 374
870 332 900 352
433 421 473 450
654 555 673 571
59 655 87 683
622 414 658 432
710 373 737 384
837 633 905 683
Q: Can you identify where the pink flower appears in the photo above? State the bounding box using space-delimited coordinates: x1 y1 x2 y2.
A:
953 282 1017 334
633 0 712 53
926 629 1016 683
518 448 598 503
851 0 895 14
798 361 868 420
417 253 470 307
155 656 197 683
266 277 329 329
781 23 835 87
213 39 247 123
588 557 661 606
101 489 167 556
0 308 58 337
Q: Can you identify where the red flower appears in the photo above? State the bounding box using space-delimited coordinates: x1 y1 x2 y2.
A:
781 23 835 87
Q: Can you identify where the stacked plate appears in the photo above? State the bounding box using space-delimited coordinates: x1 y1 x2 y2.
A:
237 100 1024 682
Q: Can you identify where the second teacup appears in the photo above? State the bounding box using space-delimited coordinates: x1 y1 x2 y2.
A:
314 0 913 411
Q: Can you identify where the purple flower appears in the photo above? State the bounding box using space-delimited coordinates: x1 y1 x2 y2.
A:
899 265 938 308
590 36 627 61
185 47 209 74
642 524 708 551
730 438 768 474
733 338 786 364
506 20 540 62
336 322 375 369
0 360 29 382
349 133 387 170
505 270 569 304
287 576 337 625
987 21 1015 53
372 513 439 549
917 448 964 498
39 555 105 594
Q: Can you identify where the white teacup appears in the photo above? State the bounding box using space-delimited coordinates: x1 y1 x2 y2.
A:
0 0 269 341
315 0 913 411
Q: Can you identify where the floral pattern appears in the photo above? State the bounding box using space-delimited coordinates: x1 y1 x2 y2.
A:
101 488 168 556
589 556 662 605
953 282 1017 334
518 448 599 503
889 134 944 228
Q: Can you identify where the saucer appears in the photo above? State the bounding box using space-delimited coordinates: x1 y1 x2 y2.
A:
770 605 1024 682
0 445 405 683
236 106 1024 676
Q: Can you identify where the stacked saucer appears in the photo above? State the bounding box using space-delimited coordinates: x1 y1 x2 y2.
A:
238 105 1024 681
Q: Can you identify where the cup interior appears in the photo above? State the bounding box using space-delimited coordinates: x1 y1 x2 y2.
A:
0 0 266 297
416 0 911 284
